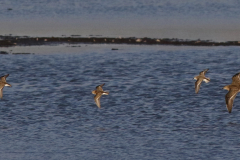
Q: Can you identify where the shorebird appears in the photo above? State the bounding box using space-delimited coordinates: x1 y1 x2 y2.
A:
0 74 11 99
194 69 210 94
92 83 109 108
223 72 240 113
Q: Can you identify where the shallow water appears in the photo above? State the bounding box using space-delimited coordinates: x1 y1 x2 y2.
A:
0 45 240 159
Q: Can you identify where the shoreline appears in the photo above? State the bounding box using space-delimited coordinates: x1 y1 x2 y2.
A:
0 35 240 47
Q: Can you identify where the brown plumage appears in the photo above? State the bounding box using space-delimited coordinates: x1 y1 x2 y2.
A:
194 69 210 94
92 83 109 108
0 74 11 99
223 72 240 113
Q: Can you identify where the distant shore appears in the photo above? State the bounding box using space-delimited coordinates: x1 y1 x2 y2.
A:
0 35 240 47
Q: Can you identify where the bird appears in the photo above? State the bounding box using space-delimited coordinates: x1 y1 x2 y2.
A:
194 69 210 94
0 74 11 99
223 72 240 113
92 83 109 108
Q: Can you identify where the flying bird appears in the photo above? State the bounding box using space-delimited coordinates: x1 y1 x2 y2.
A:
223 72 240 113
92 83 109 108
194 69 210 94
0 74 11 99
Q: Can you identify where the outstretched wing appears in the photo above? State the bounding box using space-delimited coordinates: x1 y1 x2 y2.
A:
94 93 102 108
195 78 203 94
199 69 209 76
0 88 3 99
0 83 5 99
232 72 240 85
225 89 239 113
96 83 105 92
0 74 9 82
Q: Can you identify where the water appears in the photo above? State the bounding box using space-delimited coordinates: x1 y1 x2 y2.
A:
0 0 240 41
1 1 240 159
0 45 240 159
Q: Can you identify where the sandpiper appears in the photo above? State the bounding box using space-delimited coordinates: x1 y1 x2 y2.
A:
223 72 240 113
92 83 109 108
0 74 11 99
194 69 210 94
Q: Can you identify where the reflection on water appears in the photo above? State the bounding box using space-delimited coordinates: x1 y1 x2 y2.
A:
0 45 240 159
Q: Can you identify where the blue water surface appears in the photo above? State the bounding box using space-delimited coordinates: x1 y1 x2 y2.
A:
0 45 240 159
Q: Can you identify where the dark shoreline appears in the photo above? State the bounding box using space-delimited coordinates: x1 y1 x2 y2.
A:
0 35 240 47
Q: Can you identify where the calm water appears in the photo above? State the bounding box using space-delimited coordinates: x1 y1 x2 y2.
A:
0 0 240 41
0 45 240 159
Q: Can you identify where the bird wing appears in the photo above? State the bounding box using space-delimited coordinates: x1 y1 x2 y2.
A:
96 83 105 92
232 73 240 85
94 93 102 108
199 69 209 76
225 88 239 113
0 88 3 99
0 83 5 99
0 74 9 82
195 78 203 94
